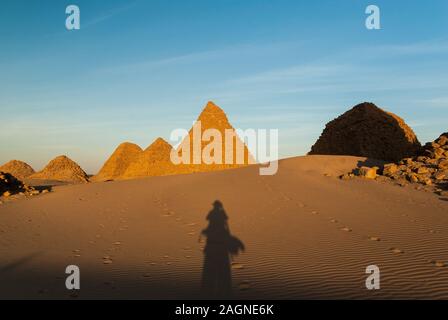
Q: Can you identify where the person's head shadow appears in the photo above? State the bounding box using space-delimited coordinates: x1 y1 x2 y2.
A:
199 200 245 299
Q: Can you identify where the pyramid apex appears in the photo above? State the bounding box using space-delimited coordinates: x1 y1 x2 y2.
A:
145 137 172 152
204 101 223 112
197 101 227 122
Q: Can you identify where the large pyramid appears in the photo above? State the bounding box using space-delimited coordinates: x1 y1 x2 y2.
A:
309 102 421 162
173 101 255 173
0 160 35 180
92 142 143 181
122 138 175 179
30 155 89 183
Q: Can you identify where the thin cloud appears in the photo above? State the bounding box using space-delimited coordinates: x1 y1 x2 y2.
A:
95 41 302 75
82 1 139 29
417 97 448 107
229 65 349 85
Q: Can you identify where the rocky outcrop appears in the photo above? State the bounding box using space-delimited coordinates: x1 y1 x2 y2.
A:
0 172 35 197
381 133 448 189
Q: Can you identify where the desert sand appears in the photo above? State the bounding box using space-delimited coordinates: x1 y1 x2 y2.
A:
1 155 447 299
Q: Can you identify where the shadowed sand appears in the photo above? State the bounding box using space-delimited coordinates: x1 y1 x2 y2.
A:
1 155 448 299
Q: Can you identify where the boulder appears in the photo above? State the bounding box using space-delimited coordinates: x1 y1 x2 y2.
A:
356 166 378 179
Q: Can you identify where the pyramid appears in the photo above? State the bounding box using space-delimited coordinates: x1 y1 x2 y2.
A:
92 142 143 181
173 101 255 173
30 155 89 183
0 160 35 180
122 138 176 179
309 102 421 162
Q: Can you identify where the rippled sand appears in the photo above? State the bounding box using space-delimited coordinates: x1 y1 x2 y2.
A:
1 155 447 299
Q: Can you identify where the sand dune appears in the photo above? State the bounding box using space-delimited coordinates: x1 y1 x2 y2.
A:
1 155 447 299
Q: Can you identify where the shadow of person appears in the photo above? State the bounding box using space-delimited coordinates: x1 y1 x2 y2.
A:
199 200 245 299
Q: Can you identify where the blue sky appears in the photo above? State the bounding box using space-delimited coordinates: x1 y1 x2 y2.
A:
1 0 447 173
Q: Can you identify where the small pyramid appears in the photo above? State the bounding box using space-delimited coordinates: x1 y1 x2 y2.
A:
92 142 143 181
174 101 255 173
122 138 175 179
30 155 89 183
309 102 421 162
0 160 35 180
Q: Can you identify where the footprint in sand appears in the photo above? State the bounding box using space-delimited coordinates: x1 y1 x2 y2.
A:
238 281 251 291
430 260 445 267
390 248 404 254
231 262 244 270
102 256 113 264
341 227 352 232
